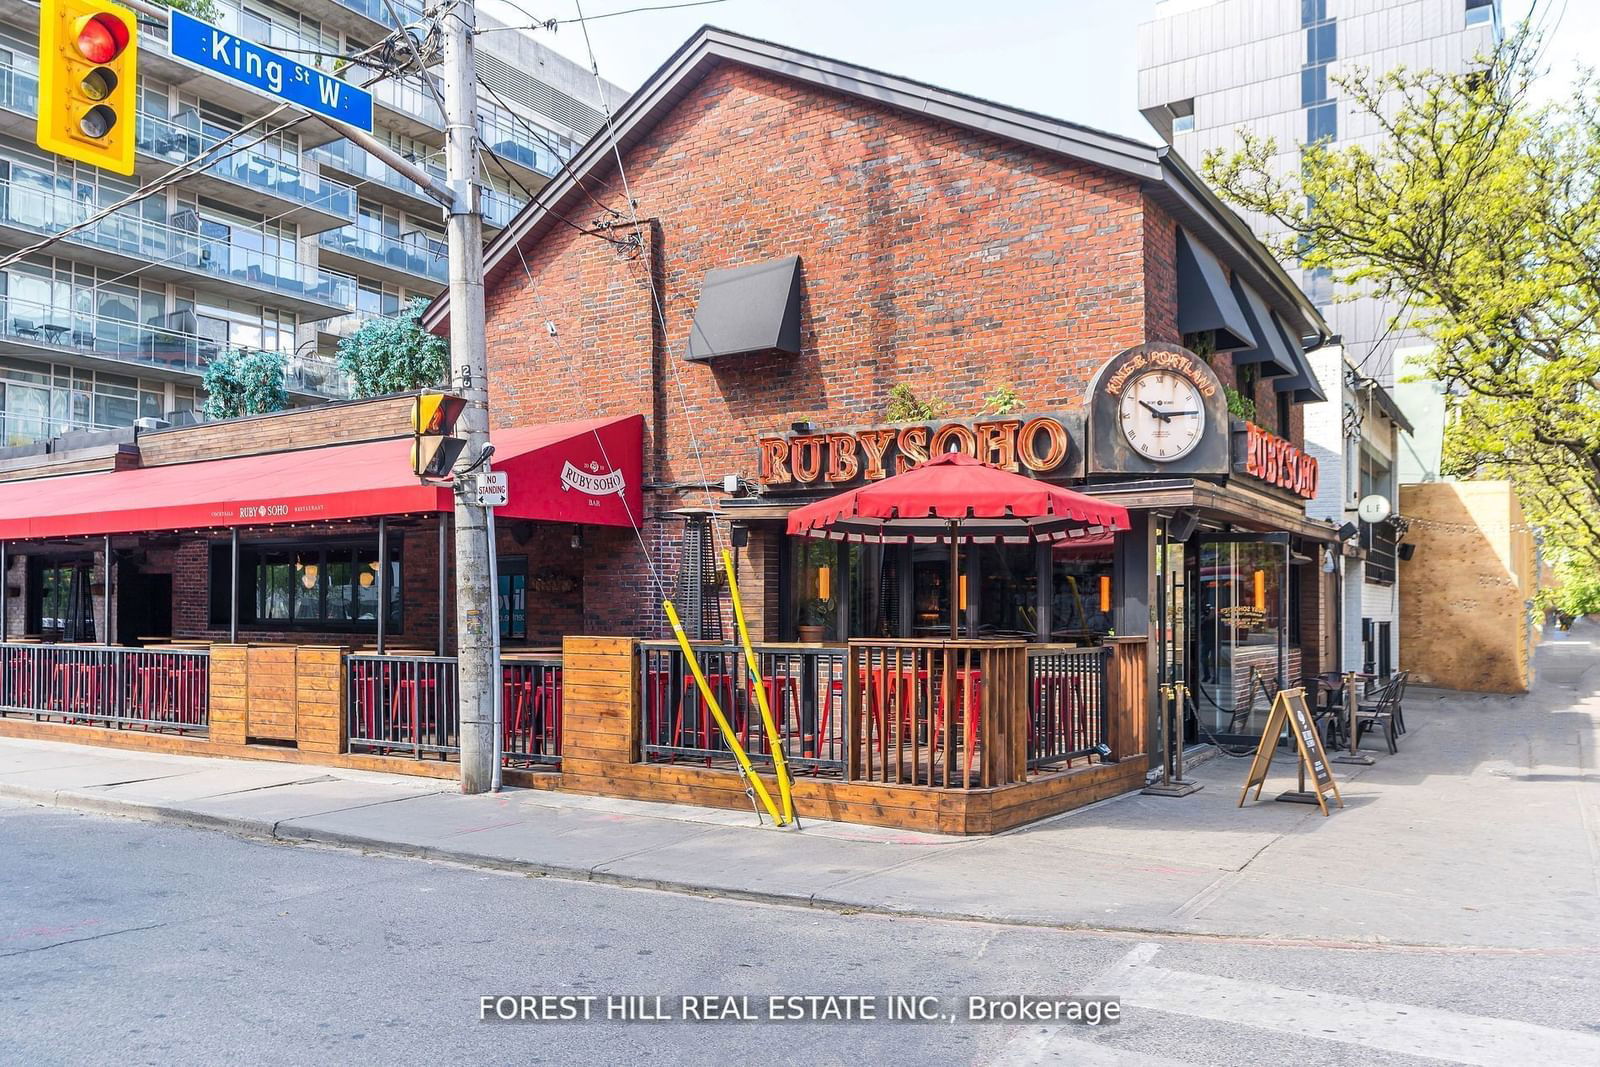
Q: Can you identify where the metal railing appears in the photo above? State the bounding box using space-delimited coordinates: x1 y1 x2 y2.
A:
347 654 459 758
0 643 209 734
503 658 561 767
0 292 350 399
0 177 356 311
346 654 563 766
640 642 849 775
318 226 449 283
1026 645 1109 770
310 139 446 203
136 111 357 222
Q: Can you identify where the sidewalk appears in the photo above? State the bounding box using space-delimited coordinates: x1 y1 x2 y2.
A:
4 627 1598 951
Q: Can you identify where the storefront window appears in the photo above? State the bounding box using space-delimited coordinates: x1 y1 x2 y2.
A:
1192 538 1287 742
975 545 1038 637
211 540 401 630
788 539 839 639
498 556 527 639
1051 545 1115 641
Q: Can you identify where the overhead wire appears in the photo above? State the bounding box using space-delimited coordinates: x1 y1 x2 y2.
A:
570 0 719 533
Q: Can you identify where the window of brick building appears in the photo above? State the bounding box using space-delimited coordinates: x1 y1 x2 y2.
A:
208 538 401 631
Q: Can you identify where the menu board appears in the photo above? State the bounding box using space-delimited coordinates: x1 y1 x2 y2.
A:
1238 687 1343 816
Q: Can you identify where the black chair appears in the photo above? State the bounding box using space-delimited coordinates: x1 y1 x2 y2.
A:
1355 674 1402 754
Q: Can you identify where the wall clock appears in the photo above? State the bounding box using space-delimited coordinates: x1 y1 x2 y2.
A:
1117 369 1206 461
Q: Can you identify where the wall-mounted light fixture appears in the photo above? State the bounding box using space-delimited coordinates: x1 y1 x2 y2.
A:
1099 575 1112 613
1253 569 1266 613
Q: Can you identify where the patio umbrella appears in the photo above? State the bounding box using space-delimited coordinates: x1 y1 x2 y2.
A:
786 454 1129 637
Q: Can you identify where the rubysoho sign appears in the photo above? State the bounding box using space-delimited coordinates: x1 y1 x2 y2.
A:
757 413 1083 490
1236 421 1318 499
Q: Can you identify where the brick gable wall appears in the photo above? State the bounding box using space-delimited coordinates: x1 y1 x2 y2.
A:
482 64 1184 637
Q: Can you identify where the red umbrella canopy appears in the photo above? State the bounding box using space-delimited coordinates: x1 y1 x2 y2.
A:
786 453 1129 544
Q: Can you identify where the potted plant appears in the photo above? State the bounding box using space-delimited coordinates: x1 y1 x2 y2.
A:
797 596 835 643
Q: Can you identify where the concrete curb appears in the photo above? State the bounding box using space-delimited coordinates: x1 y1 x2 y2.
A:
2 779 1573 956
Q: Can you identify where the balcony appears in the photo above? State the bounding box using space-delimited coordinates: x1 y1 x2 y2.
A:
310 138 444 214
0 177 356 318
317 225 448 289
136 112 357 233
370 76 447 138
478 111 572 186
0 293 349 401
481 187 525 230
0 55 354 232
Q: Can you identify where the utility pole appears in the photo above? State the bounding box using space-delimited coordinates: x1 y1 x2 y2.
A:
440 0 496 793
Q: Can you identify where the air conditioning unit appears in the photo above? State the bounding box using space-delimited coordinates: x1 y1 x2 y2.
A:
134 417 171 432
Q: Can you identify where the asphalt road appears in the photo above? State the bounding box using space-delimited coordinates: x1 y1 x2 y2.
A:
3 800 1598 1067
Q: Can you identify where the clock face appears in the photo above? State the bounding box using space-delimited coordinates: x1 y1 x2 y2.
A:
1118 370 1206 461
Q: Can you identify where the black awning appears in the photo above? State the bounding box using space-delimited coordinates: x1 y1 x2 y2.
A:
685 255 803 361
1229 277 1299 378
1271 314 1328 404
1176 229 1255 352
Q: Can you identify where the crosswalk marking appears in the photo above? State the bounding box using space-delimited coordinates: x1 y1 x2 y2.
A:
991 943 1600 1067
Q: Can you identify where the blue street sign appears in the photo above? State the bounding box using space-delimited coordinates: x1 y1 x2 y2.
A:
167 10 374 132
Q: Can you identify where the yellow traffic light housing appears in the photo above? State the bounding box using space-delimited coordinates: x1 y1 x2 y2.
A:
37 0 138 175
411 391 467 479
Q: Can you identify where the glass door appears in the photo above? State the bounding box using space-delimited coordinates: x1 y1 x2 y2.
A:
1190 534 1289 746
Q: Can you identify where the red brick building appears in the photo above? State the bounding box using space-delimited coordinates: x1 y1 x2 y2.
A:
430 27 1341 746
0 28 1342 785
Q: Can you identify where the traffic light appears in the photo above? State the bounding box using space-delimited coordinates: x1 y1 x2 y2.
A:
36 0 138 175
411 391 467 479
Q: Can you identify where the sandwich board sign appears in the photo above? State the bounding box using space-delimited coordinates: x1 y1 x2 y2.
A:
1238 687 1343 816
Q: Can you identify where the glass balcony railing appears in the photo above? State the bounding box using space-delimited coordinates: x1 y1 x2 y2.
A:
0 177 356 311
0 292 350 399
0 58 37 115
0 58 354 223
478 112 573 179
481 187 524 229
329 0 426 28
318 225 449 284
310 139 444 203
370 76 446 128
136 111 356 220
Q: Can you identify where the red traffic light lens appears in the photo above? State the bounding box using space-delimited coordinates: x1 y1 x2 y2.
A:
73 14 129 64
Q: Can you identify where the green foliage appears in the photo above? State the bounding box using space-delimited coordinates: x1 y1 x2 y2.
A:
1539 559 1600 621
202 349 288 420
1223 385 1256 422
884 383 948 423
1201 27 1600 573
161 0 219 23
980 383 1022 415
335 298 451 399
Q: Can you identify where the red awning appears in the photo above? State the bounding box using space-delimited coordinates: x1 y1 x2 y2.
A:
0 414 644 541
786 453 1129 544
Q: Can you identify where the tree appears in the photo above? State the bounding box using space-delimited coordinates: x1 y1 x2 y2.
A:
202 348 288 420
335 297 450 398
1201 28 1600 585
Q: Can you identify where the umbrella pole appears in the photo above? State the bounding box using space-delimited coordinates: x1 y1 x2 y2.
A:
948 520 960 639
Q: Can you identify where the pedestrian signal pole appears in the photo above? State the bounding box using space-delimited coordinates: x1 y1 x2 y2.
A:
439 0 497 793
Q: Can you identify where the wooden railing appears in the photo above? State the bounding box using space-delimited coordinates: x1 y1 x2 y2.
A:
845 639 1029 789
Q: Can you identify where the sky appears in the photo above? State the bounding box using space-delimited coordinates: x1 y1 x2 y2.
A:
480 0 1599 142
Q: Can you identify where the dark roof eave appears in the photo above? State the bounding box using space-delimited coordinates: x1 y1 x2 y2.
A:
427 26 1329 347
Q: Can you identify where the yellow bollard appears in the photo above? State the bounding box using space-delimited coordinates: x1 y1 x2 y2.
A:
663 599 787 826
722 548 796 827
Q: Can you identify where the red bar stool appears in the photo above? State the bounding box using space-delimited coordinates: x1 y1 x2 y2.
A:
502 671 534 751
391 673 439 752
351 661 385 744
746 674 799 754
532 671 562 756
